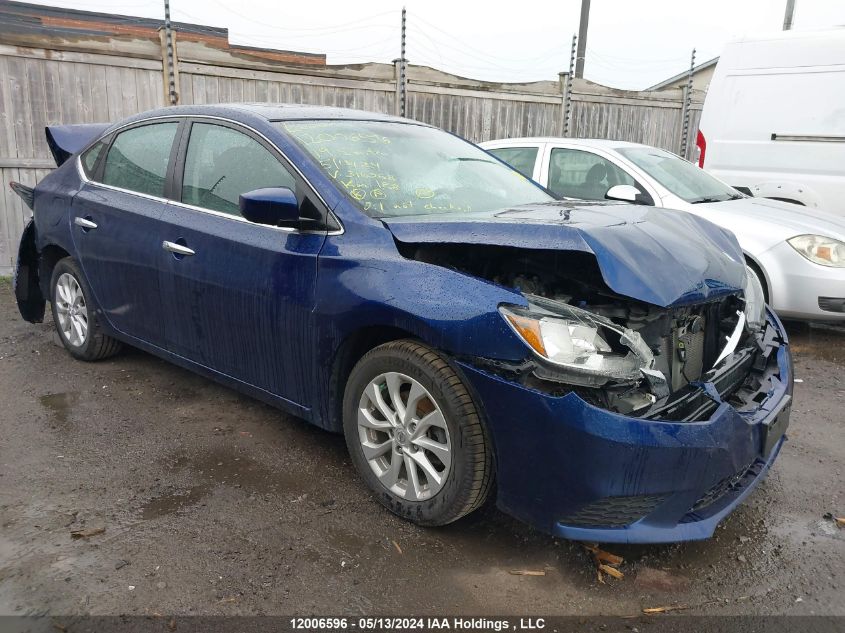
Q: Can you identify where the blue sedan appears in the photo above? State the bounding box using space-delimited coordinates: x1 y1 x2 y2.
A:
11 104 793 543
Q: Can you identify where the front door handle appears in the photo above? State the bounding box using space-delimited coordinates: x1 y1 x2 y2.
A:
74 217 98 230
162 240 195 257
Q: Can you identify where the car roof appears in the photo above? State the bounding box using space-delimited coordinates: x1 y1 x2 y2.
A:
482 137 650 151
124 102 412 124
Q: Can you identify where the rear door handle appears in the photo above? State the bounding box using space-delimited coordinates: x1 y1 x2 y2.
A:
162 240 195 256
74 217 97 230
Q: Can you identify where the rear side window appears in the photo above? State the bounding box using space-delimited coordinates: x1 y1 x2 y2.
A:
487 146 539 179
102 122 179 197
81 139 107 178
181 123 296 216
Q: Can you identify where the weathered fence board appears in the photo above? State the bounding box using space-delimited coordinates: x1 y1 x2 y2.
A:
0 38 703 274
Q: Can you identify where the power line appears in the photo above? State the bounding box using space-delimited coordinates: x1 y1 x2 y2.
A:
586 48 689 69
203 0 397 33
409 38 562 78
412 13 568 66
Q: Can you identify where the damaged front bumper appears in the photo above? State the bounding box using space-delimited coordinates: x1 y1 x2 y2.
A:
457 308 792 544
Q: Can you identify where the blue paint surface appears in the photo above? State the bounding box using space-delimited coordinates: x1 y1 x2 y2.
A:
15 104 792 543
384 202 746 307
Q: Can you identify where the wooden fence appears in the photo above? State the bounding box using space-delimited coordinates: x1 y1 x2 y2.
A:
0 32 703 274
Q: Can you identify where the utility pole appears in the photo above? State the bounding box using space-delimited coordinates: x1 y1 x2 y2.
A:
399 7 407 117
563 34 577 136
783 0 796 30
680 48 696 158
163 0 177 105
574 0 590 78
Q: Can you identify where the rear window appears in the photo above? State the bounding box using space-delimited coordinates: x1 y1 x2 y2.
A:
486 146 539 179
102 122 178 197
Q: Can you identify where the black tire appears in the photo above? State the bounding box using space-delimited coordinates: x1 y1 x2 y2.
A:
745 258 770 304
49 257 122 361
343 339 493 526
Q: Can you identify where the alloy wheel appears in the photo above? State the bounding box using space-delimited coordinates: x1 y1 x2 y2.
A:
55 272 88 347
357 372 452 501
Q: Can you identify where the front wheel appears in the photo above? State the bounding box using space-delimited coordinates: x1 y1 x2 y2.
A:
343 340 493 526
50 257 122 361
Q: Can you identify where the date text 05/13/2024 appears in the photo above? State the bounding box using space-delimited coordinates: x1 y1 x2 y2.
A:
289 617 547 631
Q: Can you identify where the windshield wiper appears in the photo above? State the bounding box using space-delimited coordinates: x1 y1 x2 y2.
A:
449 157 497 165
690 196 728 204
691 194 745 203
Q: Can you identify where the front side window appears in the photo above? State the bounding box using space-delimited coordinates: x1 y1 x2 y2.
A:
617 147 742 204
102 122 178 197
182 123 296 216
547 148 636 201
486 146 539 179
279 120 551 218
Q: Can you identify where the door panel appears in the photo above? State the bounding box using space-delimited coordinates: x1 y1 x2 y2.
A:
71 121 180 343
158 121 325 406
71 187 166 342
158 209 324 405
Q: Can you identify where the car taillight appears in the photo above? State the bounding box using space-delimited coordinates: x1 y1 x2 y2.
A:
696 130 707 168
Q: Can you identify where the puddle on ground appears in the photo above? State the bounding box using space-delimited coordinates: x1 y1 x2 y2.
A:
324 525 376 558
39 392 80 426
140 447 314 520
140 486 211 520
166 447 297 491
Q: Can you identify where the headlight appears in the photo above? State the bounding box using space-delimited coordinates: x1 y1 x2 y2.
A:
499 296 655 387
743 265 766 330
787 234 845 267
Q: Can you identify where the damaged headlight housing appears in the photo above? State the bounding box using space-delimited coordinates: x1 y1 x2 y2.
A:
787 234 845 267
499 295 655 387
743 265 767 330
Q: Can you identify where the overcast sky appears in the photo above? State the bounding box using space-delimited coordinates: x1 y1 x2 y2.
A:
24 0 845 89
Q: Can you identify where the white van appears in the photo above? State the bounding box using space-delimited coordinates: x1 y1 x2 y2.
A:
697 29 845 215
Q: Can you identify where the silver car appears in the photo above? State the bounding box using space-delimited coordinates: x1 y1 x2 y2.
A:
482 138 845 321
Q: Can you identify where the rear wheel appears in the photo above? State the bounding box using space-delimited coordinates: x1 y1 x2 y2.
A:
343 340 493 526
50 257 122 361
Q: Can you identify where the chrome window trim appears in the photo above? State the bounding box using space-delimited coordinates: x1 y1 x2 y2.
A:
76 113 344 236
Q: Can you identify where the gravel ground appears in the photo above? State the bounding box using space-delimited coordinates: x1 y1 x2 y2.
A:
0 277 843 617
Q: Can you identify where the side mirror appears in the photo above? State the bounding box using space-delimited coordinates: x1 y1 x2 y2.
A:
239 187 299 226
605 184 640 203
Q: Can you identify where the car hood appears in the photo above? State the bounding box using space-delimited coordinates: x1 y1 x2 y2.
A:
691 197 845 243
383 201 746 307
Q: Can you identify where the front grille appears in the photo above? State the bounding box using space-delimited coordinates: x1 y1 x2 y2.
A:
648 347 756 422
819 297 845 313
690 461 756 513
560 494 667 528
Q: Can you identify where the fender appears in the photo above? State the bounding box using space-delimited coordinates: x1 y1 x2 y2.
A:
750 181 822 209
309 235 532 430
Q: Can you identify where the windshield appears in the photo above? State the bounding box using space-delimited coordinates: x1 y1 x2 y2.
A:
278 120 552 217
616 147 742 204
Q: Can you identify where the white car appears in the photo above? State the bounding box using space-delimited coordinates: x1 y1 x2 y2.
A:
481 138 845 321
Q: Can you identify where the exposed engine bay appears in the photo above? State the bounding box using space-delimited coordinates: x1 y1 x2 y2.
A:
401 243 782 421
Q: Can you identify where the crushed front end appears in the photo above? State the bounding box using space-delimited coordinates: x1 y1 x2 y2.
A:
433 246 792 543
